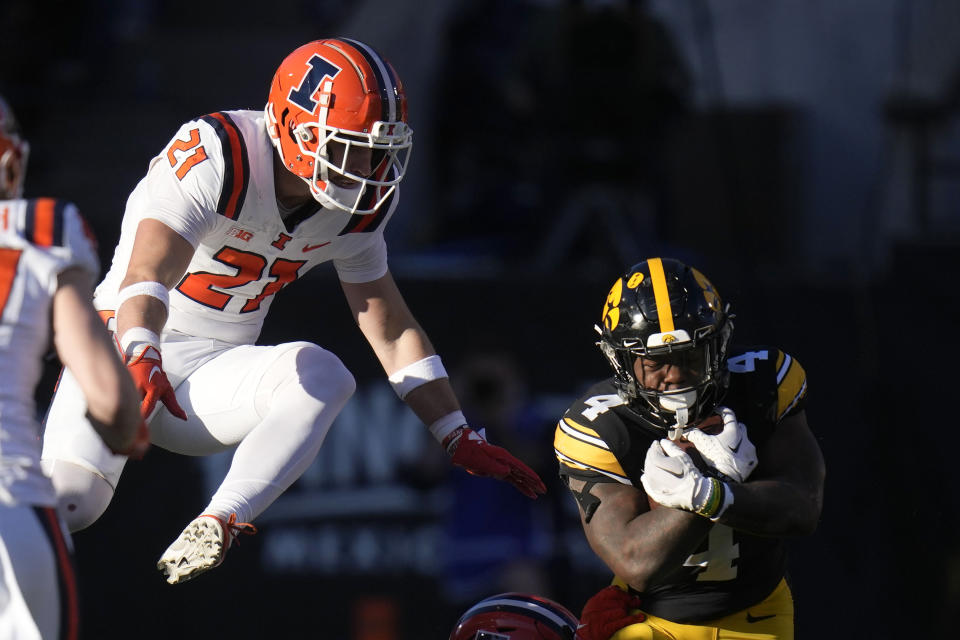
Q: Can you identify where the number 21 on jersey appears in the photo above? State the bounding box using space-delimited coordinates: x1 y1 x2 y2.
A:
167 128 208 180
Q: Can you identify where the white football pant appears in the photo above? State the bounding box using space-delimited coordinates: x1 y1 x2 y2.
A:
40 334 355 531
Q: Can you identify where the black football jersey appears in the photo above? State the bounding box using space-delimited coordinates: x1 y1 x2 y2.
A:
554 345 808 623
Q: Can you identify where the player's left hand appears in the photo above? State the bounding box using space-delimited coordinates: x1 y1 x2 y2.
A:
684 407 758 483
577 585 645 640
641 439 726 517
444 426 547 499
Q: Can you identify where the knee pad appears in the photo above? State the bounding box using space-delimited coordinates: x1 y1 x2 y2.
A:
41 460 115 532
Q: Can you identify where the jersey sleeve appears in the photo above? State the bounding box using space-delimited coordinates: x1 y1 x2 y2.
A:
16 198 100 288
333 230 389 283
554 413 632 485
772 349 807 420
553 384 641 486
137 118 226 247
58 201 100 280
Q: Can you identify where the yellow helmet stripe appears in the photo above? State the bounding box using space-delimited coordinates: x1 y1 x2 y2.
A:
648 257 675 332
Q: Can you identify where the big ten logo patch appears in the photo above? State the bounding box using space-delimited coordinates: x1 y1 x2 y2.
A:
228 226 254 242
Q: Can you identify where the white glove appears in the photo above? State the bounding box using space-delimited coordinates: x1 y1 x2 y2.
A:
685 407 758 483
640 439 731 519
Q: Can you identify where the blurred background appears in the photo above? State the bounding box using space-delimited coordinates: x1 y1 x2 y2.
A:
3 0 959 637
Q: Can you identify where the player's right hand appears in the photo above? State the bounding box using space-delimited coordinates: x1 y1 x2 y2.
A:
641 439 720 516
126 344 187 421
577 585 645 640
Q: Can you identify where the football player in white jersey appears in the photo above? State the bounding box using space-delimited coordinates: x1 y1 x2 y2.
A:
1 95 146 639
40 37 547 585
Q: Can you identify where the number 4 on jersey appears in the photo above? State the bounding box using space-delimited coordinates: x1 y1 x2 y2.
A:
580 394 625 422
727 350 768 373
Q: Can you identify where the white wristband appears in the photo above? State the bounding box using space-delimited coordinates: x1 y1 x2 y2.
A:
429 410 467 444
387 355 448 399
116 281 169 310
119 327 161 357
709 483 735 522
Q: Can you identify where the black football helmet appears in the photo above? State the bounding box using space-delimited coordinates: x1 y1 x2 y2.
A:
448 593 580 640
597 257 733 437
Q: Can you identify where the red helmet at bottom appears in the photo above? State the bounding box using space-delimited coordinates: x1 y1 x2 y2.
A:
449 593 580 640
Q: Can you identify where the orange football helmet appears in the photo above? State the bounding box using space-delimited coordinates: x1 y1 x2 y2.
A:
265 38 412 215
449 593 580 640
0 95 29 199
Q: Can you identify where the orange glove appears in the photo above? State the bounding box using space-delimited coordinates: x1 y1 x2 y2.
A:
126 344 187 421
577 586 646 640
443 426 546 499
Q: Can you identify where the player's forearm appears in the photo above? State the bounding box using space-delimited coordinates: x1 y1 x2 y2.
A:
83 361 143 453
402 378 462 426
116 293 169 340
714 479 822 536
115 218 193 340
613 509 713 590
53 282 142 451
585 483 712 592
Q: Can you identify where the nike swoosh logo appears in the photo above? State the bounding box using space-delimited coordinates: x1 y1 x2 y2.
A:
729 436 743 453
746 613 775 623
148 366 162 383
302 241 331 252
656 465 685 479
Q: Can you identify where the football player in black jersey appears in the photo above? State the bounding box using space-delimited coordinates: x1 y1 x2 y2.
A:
554 257 825 640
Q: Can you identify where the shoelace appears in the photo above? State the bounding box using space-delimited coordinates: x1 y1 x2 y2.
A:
200 513 258 550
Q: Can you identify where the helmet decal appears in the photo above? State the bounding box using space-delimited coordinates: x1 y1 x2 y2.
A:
626 271 644 288
691 267 721 310
287 55 342 114
601 277 623 332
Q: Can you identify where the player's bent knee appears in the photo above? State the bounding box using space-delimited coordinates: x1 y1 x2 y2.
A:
43 460 115 532
291 342 356 404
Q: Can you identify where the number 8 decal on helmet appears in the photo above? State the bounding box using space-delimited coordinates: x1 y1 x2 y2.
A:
264 38 413 215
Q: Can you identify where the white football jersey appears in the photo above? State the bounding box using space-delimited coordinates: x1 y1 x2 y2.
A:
0 197 99 506
95 110 397 345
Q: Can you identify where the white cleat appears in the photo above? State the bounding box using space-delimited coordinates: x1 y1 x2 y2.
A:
156 514 256 585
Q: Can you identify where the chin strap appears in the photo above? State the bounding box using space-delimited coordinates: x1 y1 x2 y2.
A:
668 406 689 441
